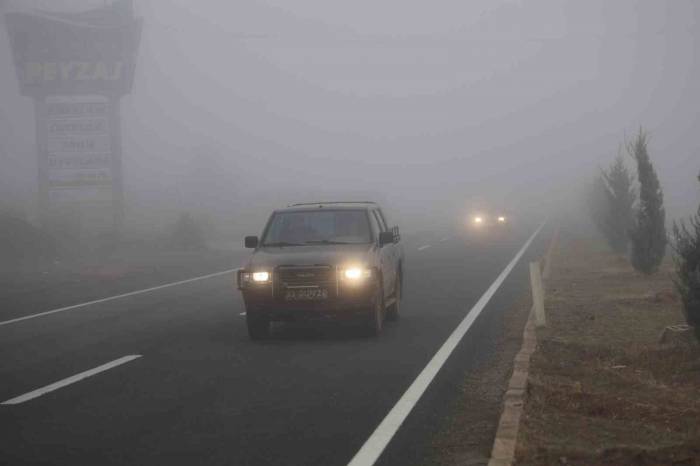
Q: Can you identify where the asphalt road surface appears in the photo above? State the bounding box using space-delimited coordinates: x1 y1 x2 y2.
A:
0 223 550 466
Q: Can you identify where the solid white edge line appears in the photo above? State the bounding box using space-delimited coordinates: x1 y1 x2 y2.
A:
0 269 237 327
1 355 142 405
346 222 545 466
417 245 432 251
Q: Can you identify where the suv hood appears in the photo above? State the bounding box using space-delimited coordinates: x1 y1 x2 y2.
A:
246 244 374 269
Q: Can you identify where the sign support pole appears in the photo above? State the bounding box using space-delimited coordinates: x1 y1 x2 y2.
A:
34 97 49 230
109 96 124 237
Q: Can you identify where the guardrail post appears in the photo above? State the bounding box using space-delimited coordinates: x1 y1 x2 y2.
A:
542 227 559 281
530 262 546 327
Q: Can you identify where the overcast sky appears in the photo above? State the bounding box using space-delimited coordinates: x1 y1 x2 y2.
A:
1 0 698 232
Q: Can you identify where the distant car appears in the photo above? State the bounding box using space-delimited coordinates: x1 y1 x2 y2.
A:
466 208 511 232
236 202 404 339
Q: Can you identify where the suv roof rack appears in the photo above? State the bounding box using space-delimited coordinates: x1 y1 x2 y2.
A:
288 201 377 207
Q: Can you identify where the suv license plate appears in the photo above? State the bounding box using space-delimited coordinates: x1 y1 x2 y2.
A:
285 288 328 301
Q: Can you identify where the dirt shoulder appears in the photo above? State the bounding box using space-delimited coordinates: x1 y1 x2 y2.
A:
515 227 700 466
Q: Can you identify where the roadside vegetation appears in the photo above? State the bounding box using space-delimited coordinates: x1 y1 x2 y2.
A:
167 211 207 250
515 225 700 466
628 129 667 274
589 154 636 255
0 209 56 274
587 128 700 339
672 172 700 342
588 128 667 274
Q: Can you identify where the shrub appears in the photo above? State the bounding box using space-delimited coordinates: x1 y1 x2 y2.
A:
169 212 206 250
628 129 666 274
0 210 56 271
672 172 700 339
601 155 636 254
586 174 610 235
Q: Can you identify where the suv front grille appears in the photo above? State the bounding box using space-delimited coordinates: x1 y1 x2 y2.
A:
277 266 336 288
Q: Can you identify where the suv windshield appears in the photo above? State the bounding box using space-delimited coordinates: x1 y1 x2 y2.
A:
262 209 372 246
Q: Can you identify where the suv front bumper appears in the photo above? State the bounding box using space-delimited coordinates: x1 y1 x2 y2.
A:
239 272 377 322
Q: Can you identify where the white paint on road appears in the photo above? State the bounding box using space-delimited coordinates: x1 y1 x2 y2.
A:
0 269 237 327
346 222 545 466
417 244 432 251
239 312 247 316
1 355 142 405
439 237 448 242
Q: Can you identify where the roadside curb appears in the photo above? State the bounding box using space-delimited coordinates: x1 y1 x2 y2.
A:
487 308 537 466
487 226 558 466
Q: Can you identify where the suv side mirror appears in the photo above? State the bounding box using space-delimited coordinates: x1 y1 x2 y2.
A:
379 231 394 246
244 236 259 248
392 226 400 242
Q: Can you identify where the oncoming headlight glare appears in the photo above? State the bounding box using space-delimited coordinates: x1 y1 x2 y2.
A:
498 216 506 223
252 271 270 282
343 267 372 280
474 216 483 224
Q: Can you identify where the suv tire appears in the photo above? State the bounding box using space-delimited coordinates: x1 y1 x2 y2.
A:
365 283 384 337
386 272 401 321
247 312 270 340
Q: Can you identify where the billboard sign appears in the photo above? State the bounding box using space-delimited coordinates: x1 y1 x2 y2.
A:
5 3 141 96
4 1 139 235
45 96 113 206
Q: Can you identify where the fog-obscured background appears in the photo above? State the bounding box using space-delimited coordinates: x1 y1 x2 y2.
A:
1 0 698 240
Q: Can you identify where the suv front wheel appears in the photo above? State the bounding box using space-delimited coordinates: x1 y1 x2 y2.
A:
386 272 401 321
365 283 384 337
247 312 270 340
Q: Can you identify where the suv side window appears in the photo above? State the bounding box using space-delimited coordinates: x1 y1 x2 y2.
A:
367 209 381 240
376 209 390 230
372 210 387 232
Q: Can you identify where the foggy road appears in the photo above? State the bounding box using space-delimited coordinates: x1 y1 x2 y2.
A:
1 224 548 466
2 1 698 464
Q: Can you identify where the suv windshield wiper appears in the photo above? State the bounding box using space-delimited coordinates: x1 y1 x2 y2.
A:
304 240 360 245
262 241 304 247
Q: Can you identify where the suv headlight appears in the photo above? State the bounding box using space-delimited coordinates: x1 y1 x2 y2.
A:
252 271 270 282
239 270 271 287
341 267 372 281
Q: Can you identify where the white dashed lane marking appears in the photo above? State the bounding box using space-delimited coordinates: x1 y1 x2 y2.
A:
2 355 142 405
0 269 238 327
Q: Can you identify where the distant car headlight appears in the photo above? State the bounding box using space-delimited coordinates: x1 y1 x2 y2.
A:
252 271 270 282
497 216 506 223
343 267 372 280
473 216 483 224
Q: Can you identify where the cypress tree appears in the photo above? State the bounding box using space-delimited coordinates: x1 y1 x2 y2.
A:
601 155 636 254
672 172 700 339
628 129 666 274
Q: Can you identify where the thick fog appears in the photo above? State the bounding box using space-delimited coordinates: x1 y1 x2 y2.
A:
1 0 698 239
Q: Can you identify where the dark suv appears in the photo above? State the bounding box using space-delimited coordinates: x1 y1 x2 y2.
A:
237 202 404 339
